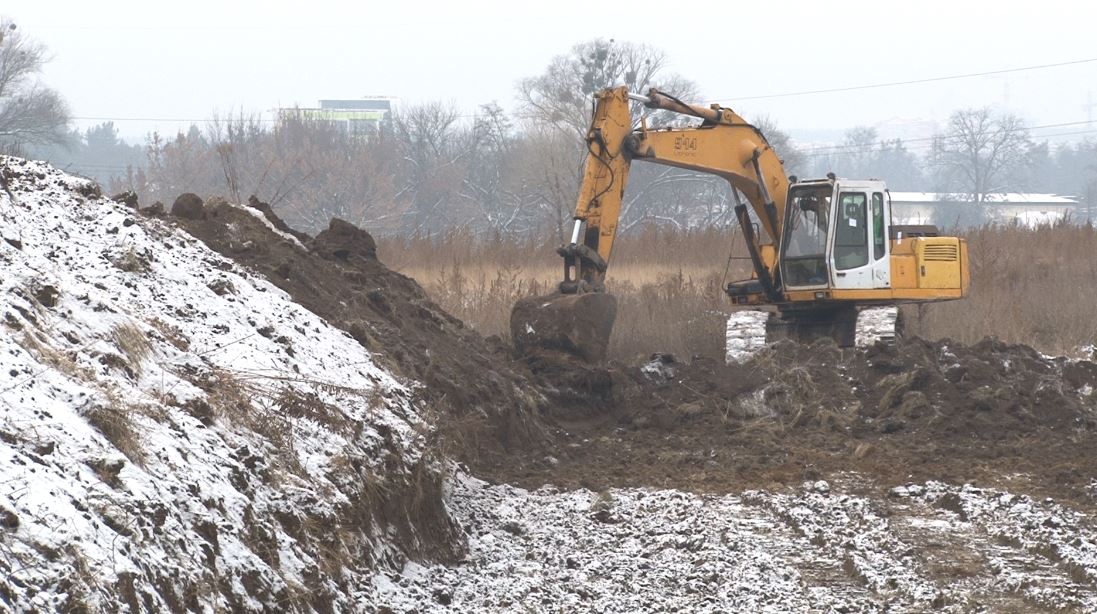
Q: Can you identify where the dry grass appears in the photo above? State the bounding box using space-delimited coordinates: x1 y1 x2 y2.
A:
905 221 1097 354
378 226 753 361
378 221 1097 359
84 398 148 465
110 322 151 376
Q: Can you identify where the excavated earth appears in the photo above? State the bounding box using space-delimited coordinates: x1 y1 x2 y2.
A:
167 195 548 464
157 193 1097 609
163 193 1097 508
500 337 1097 507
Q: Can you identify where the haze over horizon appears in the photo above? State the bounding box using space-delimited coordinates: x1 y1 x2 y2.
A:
8 0 1097 147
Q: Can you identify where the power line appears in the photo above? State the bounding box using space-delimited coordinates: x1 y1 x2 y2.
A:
72 115 279 123
797 128 1097 160
797 120 1097 155
709 57 1097 102
69 56 1097 126
70 111 483 123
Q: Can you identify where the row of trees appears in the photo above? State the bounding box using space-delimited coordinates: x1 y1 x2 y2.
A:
117 40 744 237
5 30 1097 236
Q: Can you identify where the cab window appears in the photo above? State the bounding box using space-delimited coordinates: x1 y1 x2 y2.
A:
872 192 885 260
834 192 868 270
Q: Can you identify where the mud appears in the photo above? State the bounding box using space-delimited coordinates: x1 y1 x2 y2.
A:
166 195 1097 509
510 292 617 363
490 336 1097 508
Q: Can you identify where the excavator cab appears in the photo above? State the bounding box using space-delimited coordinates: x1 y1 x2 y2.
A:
756 176 967 347
780 178 892 293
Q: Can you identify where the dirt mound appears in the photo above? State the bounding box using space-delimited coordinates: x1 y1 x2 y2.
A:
168 196 548 464
491 335 1097 504
0 159 465 612
619 336 1097 441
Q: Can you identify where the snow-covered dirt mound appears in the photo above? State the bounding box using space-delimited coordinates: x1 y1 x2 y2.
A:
372 476 1097 612
0 158 458 612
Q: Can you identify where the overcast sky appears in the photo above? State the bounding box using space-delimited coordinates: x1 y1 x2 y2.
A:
9 0 1097 148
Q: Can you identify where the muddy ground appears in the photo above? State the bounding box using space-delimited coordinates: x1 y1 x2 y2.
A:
498 337 1097 512
161 194 1097 512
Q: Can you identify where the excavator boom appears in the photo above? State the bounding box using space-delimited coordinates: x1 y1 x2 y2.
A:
555 86 789 299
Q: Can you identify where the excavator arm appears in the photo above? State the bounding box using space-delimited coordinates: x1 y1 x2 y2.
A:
560 86 790 300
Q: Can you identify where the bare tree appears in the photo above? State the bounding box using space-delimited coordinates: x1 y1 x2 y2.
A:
0 23 69 147
807 126 924 189
517 38 700 137
752 115 806 177
518 39 718 237
391 101 475 233
461 103 540 234
930 108 1031 204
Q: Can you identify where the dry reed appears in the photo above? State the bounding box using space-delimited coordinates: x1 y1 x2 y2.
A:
376 221 1097 360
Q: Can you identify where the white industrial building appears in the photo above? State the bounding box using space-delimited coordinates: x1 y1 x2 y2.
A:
889 192 1083 228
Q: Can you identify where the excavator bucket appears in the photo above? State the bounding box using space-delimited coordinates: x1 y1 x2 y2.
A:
510 292 617 363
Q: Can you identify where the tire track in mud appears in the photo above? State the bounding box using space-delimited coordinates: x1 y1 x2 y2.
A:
746 485 947 611
748 479 1097 612
907 482 1097 611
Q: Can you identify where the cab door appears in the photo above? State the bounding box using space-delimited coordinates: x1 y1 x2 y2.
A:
870 191 891 289
830 191 874 289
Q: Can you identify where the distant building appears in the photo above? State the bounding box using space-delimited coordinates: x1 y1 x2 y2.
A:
279 98 395 136
890 192 1081 228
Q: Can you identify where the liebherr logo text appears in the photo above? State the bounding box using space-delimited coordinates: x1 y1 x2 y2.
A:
674 136 698 155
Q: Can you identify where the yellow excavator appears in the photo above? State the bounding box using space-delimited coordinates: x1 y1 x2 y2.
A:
510 86 969 362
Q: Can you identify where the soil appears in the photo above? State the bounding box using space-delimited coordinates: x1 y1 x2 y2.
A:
166 195 1097 510
493 336 1097 510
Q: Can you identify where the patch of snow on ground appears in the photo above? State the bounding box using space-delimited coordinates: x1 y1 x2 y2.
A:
725 310 769 364
369 476 1097 612
0 157 441 611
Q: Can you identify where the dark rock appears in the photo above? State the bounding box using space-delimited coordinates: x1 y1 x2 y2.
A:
111 191 139 209
313 218 377 262
433 589 453 605
140 201 166 217
0 506 19 530
879 420 905 434
87 457 126 485
501 520 525 536
171 193 206 220
75 181 102 198
34 284 60 308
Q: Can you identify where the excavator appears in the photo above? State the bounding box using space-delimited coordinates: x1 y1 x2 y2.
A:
510 86 969 363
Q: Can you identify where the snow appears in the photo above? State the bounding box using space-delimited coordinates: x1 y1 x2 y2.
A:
369 475 1097 612
725 307 899 362
856 306 900 347
725 310 769 364
0 158 439 611
233 203 307 250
